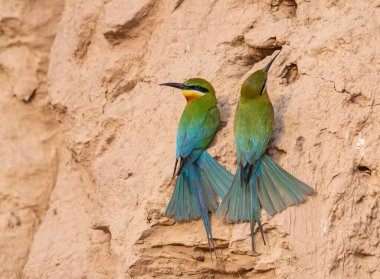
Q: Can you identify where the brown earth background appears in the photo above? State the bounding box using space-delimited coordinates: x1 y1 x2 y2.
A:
0 0 379 278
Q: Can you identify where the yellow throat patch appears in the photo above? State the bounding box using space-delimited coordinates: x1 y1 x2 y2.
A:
182 90 204 101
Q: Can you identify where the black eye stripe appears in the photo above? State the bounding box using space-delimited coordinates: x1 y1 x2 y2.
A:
259 79 267 96
189 85 209 93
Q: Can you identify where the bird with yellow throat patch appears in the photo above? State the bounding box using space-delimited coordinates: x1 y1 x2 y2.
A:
160 78 233 258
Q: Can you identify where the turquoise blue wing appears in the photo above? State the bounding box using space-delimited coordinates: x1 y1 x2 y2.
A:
176 107 220 163
235 133 271 166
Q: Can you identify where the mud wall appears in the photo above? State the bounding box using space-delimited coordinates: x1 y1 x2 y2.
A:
0 0 379 278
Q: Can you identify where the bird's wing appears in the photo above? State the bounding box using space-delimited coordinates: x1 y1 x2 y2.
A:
176 106 220 164
235 132 271 165
234 102 273 166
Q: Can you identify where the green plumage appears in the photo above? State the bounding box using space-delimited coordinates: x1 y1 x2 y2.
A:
217 53 315 251
176 92 219 163
161 78 233 259
235 90 273 167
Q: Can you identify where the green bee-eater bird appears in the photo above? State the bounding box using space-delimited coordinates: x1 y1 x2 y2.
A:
160 78 233 257
217 52 315 251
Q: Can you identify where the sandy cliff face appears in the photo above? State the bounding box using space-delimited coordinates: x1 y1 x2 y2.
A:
0 0 379 278
0 1 64 278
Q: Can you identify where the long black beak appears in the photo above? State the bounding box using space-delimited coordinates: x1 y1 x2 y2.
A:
263 50 281 73
159 82 187 90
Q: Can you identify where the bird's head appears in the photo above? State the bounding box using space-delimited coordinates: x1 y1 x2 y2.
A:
241 50 281 100
160 78 215 102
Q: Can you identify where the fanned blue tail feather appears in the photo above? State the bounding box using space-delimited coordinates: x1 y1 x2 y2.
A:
257 155 315 216
217 155 315 251
165 151 233 258
216 168 263 250
191 164 216 257
197 152 232 204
